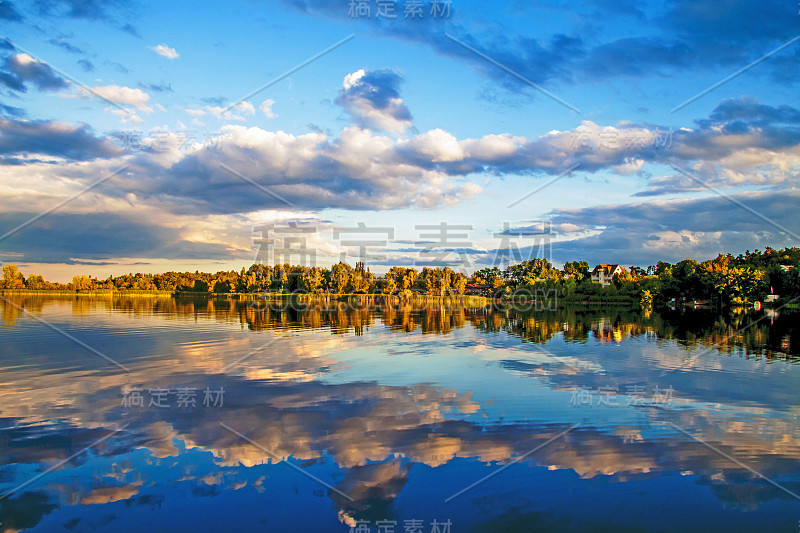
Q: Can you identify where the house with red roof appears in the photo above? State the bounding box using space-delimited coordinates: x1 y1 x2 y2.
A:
591 264 627 286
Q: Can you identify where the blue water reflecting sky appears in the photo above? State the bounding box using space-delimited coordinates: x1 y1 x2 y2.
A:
1 297 799 532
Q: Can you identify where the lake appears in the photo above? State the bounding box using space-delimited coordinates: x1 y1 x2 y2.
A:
0 295 799 532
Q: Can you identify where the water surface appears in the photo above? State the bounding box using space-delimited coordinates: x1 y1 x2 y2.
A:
1 296 799 532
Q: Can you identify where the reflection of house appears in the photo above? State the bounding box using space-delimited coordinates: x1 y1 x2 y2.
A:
591 319 635 343
591 264 627 286
464 284 492 296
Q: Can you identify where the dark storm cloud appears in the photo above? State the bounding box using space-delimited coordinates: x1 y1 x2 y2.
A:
549 191 800 235
705 96 800 126
0 0 23 20
47 36 84 55
632 97 800 196
467 188 799 267
0 212 240 263
35 0 124 20
334 69 413 133
0 102 26 118
662 0 799 44
77 58 95 72
34 0 141 37
0 70 26 92
201 96 227 106
139 81 173 93
274 0 800 95
119 23 140 37
0 118 122 160
0 53 68 92
397 96 800 197
582 38 692 77
103 60 130 74
541 189 800 265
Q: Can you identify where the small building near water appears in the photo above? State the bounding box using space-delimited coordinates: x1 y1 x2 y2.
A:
464 283 492 296
591 264 627 286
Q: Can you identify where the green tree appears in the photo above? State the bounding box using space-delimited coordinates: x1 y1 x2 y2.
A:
382 275 397 295
271 266 289 292
612 269 635 288
472 267 504 288
436 267 453 296
72 275 91 291
402 267 418 291
639 289 653 309
672 259 703 300
213 280 232 293
724 267 767 305
453 272 468 295
349 271 370 293
2 264 24 289
420 268 437 294
26 274 45 290
301 267 324 293
329 262 352 294
562 261 590 283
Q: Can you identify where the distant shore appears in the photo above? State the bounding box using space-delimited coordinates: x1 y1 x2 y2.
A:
0 290 493 305
3 290 793 310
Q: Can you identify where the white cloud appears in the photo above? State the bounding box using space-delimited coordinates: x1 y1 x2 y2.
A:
151 44 179 59
110 108 144 124
6 93 800 268
342 69 366 90
14 106 800 221
16 123 483 214
13 53 36 66
400 129 463 162
209 102 254 120
4 53 68 91
335 69 412 136
184 102 255 122
84 85 152 112
545 190 800 265
64 84 155 123
260 99 277 119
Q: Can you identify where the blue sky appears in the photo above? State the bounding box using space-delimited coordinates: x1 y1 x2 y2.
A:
1 0 799 281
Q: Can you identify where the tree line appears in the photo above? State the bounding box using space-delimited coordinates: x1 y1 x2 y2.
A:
2 246 799 307
471 247 800 307
0 262 467 297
